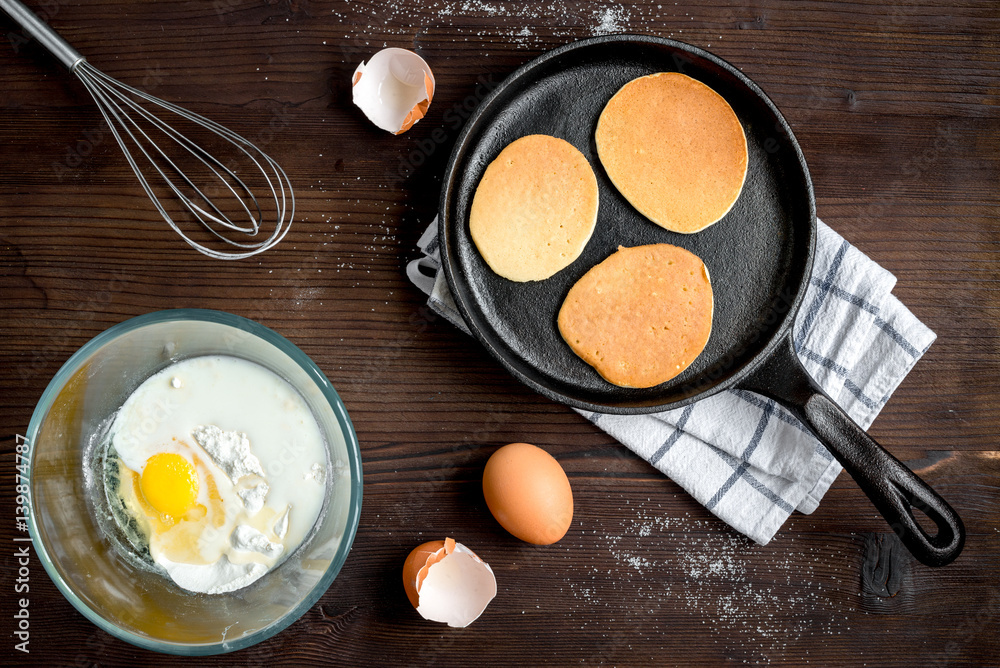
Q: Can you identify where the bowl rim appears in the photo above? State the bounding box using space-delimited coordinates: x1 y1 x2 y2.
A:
24 308 363 656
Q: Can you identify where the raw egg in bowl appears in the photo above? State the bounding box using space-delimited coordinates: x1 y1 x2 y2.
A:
23 309 362 655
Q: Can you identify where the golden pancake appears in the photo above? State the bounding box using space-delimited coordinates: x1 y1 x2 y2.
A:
469 134 599 282
557 243 713 388
595 72 748 234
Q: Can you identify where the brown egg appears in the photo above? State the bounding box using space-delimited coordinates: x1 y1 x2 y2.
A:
482 443 574 545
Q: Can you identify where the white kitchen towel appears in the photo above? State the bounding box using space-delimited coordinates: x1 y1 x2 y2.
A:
406 218 936 545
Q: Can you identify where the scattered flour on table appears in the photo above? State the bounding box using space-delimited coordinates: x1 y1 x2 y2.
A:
562 501 853 665
327 2 710 49
592 6 631 35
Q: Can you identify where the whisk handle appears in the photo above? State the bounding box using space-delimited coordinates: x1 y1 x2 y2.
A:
1 0 84 71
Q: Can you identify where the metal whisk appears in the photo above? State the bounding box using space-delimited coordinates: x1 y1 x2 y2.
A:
1 0 293 260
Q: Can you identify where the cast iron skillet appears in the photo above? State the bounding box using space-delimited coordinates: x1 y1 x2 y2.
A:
438 35 964 567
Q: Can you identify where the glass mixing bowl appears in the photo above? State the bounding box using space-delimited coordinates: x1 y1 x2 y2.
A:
24 309 362 655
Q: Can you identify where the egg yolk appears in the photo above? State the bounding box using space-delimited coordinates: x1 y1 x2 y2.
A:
140 452 199 520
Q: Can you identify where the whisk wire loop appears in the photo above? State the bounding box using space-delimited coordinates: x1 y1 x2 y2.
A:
73 61 293 259
80 65 258 236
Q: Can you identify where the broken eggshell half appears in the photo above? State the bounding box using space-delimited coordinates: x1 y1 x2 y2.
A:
402 538 497 628
352 47 435 135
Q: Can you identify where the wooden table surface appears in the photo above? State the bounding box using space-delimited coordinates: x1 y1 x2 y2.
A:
1 0 998 665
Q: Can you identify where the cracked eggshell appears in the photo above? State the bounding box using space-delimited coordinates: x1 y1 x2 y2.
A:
402 538 497 628
352 48 435 135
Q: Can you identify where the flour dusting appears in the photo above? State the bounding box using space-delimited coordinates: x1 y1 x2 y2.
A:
592 6 631 35
563 502 851 664
327 2 687 50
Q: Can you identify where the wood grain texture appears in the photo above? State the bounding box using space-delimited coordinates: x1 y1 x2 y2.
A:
1 0 998 665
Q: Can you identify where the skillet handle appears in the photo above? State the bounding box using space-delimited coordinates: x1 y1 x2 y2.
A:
741 335 965 567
